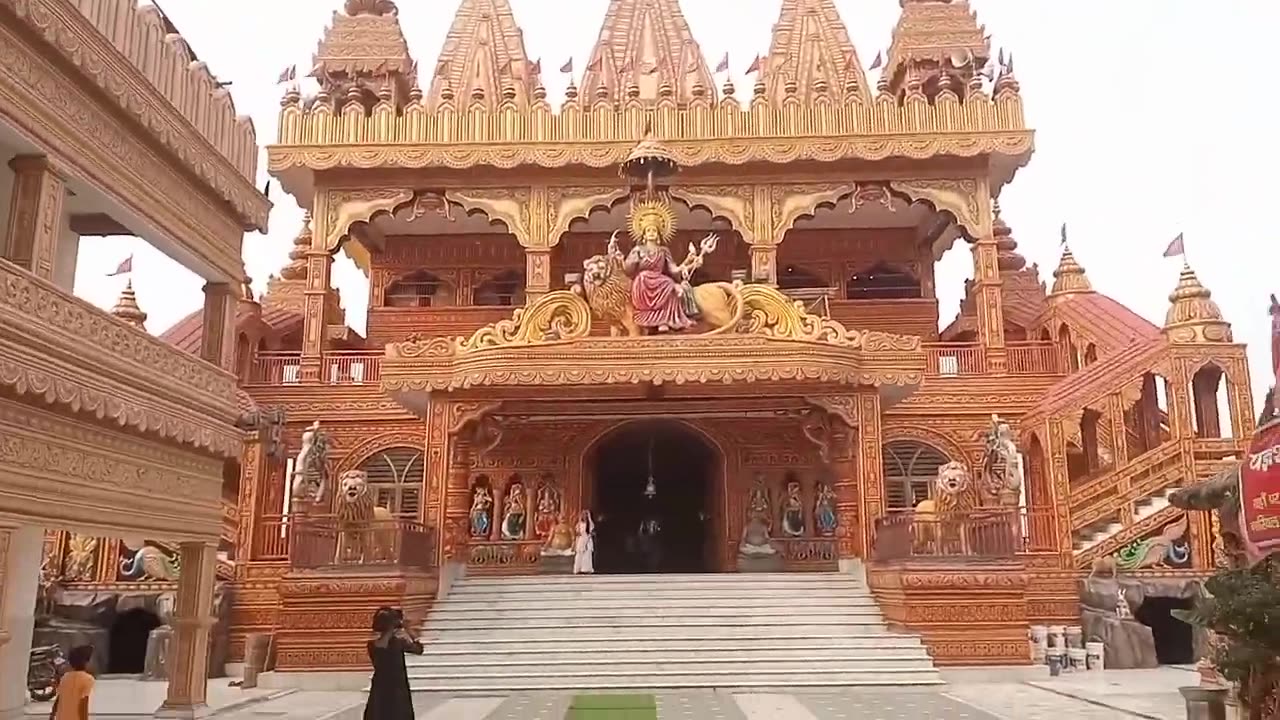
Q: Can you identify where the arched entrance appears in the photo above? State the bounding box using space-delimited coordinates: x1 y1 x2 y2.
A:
588 421 720 574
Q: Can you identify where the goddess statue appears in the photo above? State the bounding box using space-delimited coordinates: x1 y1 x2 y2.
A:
781 479 806 537
468 486 493 538
747 472 772 527
501 483 527 540
533 481 562 539
618 200 720 333
814 483 837 537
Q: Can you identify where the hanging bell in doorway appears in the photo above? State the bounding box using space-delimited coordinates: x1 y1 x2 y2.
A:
644 474 657 498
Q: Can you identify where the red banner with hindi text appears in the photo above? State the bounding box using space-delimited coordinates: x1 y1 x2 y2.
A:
1240 419 1280 552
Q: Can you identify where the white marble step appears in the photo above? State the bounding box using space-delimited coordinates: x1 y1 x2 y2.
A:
421 624 900 641
410 645 931 664
428 603 882 622
416 635 923 651
454 578 863 594
409 656 934 676
426 614 887 631
406 668 943 691
444 591 878 606
459 572 844 585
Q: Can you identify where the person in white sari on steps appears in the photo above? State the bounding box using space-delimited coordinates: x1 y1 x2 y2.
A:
573 510 595 574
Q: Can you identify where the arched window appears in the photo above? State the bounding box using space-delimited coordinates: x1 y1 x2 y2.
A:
882 440 952 510
385 271 446 308
474 270 525 307
357 447 424 519
846 263 921 300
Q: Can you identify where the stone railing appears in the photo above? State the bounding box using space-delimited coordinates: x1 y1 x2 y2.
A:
0 258 240 457
922 341 1063 378
5 0 264 224
872 509 1026 561
244 350 382 387
289 517 435 571
273 83 1029 166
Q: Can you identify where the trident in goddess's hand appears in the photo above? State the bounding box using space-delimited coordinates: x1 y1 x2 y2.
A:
679 232 719 278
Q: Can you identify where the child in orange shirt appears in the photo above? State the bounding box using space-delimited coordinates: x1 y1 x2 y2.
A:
50 645 94 720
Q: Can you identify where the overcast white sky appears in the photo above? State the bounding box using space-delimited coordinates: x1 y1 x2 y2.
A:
72 0 1279 403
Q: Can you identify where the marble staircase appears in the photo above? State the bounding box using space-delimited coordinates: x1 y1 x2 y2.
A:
409 572 942 691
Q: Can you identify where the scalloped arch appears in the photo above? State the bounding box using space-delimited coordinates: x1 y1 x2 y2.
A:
887 179 984 240
333 431 426 476
880 425 972 477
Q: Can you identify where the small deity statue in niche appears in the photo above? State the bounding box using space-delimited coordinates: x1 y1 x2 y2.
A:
814 483 837 537
468 484 493 538
540 514 575 557
534 480 562 539
501 482 528 540
781 478 806 537
747 472 772 528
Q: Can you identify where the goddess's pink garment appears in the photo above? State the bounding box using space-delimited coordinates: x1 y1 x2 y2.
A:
630 247 692 329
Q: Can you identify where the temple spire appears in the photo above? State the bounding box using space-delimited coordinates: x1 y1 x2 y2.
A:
428 0 540 110
1163 261 1232 344
765 0 869 104
885 0 991 98
582 0 715 105
313 1 414 104
110 280 148 330
1048 243 1092 301
278 212 312 281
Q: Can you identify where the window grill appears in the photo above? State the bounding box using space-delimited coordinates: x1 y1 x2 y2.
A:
357 447 425 519
882 440 952 510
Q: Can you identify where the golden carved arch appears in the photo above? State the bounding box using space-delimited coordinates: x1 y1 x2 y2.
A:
548 186 631 246
888 179 984 239
333 431 427 476
323 187 416 251
446 188 535 246
771 183 857 242
667 185 757 244
880 424 973 478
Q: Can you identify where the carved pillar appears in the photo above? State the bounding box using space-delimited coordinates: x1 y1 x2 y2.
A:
972 238 1007 372
237 437 264 562
1228 357 1256 438
828 418 861 560
0 525 42 720
442 433 474 561
200 282 236 372
1106 392 1130 466
299 250 333 383
4 156 65 282
1045 418 1073 563
857 392 884 561
155 542 217 718
1168 362 1195 440
525 248 552 301
750 244 776 285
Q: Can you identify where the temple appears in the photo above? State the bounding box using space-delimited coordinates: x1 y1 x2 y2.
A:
31 0 1253 691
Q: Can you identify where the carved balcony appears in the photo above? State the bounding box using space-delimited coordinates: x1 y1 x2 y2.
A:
0 259 240 539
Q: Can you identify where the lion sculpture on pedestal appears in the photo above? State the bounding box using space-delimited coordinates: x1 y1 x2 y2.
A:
334 470 396 564
912 461 975 554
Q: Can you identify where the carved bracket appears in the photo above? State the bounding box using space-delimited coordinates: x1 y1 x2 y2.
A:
447 188 536 247
548 186 629 246
771 183 857 242
668 185 757 244
805 396 859 428
323 188 415 251
889 179 984 239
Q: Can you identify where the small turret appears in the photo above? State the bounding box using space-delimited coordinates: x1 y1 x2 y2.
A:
1163 262 1232 343
110 280 148 330
1048 244 1093 301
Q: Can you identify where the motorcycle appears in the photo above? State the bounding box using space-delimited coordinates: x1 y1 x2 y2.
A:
28 645 67 702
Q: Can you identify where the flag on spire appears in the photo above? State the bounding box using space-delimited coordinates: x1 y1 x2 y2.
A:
276 65 297 84
1059 223 1068 246
530 58 542 74
586 56 602 73
1163 233 1186 258
997 48 1005 68
107 255 133 277
715 52 730 74
559 58 573 74
746 55 762 75
868 51 883 71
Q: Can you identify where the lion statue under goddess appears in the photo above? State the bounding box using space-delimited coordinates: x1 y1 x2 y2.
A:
334 470 397 564
577 199 744 336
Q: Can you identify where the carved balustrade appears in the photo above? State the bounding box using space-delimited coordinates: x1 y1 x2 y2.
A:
1006 341 1065 375
922 341 1062 378
872 509 1025 561
288 517 435 571
1068 441 1187 531
250 515 290 561
245 350 383 387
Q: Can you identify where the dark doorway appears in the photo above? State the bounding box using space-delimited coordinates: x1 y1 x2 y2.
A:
592 422 716 574
1136 596 1196 665
108 609 161 674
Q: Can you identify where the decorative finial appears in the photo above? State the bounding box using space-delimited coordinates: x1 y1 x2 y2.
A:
753 77 767 97
783 76 798 96
813 77 829 96
1163 262 1232 343
594 82 610 102
1048 244 1092 300
440 84 455 103
626 83 641 101
501 85 517 102
994 55 1020 97
408 82 423 104
110 280 148 330
876 72 891 98
533 83 547 102
470 86 486 103
564 80 579 101
722 78 735 97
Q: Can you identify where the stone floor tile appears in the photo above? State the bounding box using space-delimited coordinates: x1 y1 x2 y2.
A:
797 689 1001 720
418 696 507 720
656 690 747 720
484 692 572 720
731 693 818 720
943 683 1146 720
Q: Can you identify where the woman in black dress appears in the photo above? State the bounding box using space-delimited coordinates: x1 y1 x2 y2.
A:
364 607 423 720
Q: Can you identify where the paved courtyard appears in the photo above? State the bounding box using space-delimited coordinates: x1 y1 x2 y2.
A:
27 667 1195 719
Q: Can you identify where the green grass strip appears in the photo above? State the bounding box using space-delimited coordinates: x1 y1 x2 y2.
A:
566 693 658 719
